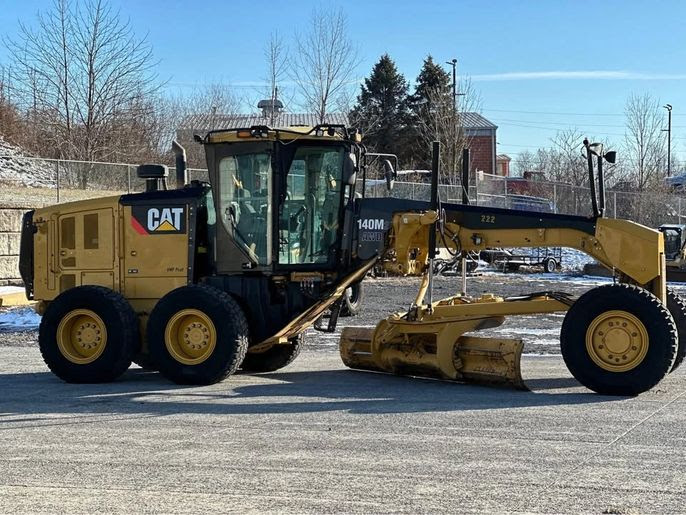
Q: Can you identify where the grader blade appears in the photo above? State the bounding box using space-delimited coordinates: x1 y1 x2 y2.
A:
455 336 527 390
339 326 527 390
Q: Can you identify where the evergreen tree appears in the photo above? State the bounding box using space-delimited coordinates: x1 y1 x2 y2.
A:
410 55 452 110
406 55 453 169
349 54 410 159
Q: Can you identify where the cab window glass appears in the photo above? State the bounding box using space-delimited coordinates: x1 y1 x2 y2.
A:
218 151 271 264
278 146 343 264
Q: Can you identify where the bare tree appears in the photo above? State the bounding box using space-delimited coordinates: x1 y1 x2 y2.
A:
512 150 535 177
292 7 359 122
157 83 241 169
5 0 162 185
262 31 288 124
624 92 666 191
414 77 481 184
548 128 587 186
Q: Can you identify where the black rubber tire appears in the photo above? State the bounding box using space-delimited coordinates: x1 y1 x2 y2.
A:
666 289 686 372
560 284 677 395
543 257 557 273
147 284 249 385
39 286 138 383
340 281 364 317
240 334 305 372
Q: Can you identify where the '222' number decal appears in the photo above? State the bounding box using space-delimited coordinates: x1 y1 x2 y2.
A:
480 215 496 224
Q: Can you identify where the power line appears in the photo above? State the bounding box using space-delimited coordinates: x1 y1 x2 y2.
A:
484 107 686 117
496 121 686 140
495 121 627 137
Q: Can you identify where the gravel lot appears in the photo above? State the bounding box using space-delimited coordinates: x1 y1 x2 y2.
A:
1 272 685 513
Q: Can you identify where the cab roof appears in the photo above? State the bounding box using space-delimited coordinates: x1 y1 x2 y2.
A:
200 124 361 145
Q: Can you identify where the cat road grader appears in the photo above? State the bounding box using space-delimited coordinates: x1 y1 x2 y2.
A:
19 126 686 395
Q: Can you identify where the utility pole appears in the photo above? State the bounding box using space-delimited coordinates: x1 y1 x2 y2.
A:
445 59 462 183
663 104 673 177
446 58 457 113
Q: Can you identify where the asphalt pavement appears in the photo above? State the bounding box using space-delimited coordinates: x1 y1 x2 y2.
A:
0 346 685 514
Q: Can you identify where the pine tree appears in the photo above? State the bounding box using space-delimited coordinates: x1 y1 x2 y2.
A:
406 55 453 170
349 54 410 158
410 55 452 110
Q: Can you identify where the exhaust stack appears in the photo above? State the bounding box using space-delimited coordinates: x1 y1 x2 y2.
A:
172 140 188 189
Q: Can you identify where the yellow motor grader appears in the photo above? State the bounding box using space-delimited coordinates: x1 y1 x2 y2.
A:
19 127 685 395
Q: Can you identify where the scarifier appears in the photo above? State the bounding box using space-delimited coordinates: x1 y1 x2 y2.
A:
19 127 686 395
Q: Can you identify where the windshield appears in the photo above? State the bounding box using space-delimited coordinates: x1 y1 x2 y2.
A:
218 150 271 265
279 145 344 264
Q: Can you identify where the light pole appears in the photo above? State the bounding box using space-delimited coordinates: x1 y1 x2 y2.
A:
663 104 673 177
445 59 464 182
445 59 457 113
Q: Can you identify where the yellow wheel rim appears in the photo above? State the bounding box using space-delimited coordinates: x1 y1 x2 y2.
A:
164 309 217 365
585 310 649 372
56 309 108 365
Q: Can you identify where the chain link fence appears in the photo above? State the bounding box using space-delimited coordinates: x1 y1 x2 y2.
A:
0 154 213 206
475 172 684 227
1 155 683 228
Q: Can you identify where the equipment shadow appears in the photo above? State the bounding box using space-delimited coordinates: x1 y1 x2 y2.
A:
0 366 620 421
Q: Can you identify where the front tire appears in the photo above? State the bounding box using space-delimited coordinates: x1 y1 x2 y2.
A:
147 284 249 385
666 289 686 372
241 334 305 372
561 284 677 395
39 286 138 383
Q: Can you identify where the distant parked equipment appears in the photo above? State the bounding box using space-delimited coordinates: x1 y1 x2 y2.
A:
480 247 561 273
659 224 686 281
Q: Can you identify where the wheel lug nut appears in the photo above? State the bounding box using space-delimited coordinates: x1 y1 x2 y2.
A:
632 346 637 350
622 355 627 360
632 332 637 337
622 323 627 327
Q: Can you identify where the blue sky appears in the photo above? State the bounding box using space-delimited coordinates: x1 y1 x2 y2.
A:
2 0 686 162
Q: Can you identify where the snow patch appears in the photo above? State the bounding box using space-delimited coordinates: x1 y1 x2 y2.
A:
0 307 41 332
0 137 55 188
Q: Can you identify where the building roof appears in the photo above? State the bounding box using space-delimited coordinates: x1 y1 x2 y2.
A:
179 112 349 131
178 110 496 133
460 112 497 129
496 154 511 161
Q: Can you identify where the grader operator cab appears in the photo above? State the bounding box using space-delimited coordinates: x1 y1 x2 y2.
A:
19 127 686 396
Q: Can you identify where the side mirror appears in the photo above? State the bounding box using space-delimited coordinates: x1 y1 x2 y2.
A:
383 159 395 191
343 152 357 186
604 151 617 164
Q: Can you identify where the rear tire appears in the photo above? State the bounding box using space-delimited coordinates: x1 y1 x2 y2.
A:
340 281 364 317
560 284 677 395
39 286 138 383
147 284 249 385
666 289 686 372
241 334 305 372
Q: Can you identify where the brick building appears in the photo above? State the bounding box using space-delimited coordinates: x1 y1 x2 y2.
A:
461 112 498 176
496 154 511 176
